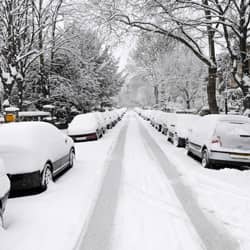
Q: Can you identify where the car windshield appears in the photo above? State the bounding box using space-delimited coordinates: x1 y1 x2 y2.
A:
73 114 95 123
216 120 250 150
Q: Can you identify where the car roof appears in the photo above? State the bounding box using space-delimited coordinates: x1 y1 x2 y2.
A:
0 122 60 148
204 114 250 122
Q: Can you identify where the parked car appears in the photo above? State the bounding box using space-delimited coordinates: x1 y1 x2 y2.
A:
151 111 164 131
167 114 199 147
154 111 170 132
18 111 51 122
0 160 10 227
93 112 107 135
187 115 250 169
0 122 75 195
105 111 114 129
68 113 103 141
110 110 119 127
161 112 173 135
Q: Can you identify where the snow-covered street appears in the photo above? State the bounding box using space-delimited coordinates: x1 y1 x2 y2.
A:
2 111 250 250
1 1 250 249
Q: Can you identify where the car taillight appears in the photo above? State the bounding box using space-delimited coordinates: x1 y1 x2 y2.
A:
211 136 222 146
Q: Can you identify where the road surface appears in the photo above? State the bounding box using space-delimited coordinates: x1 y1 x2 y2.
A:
76 112 239 250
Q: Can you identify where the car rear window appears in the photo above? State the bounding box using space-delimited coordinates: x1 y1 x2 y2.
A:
216 120 250 150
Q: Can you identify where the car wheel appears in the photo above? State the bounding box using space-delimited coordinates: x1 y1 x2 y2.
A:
69 148 75 168
186 140 192 156
96 130 99 140
41 163 53 190
0 214 3 228
166 131 171 141
201 149 212 168
173 134 180 147
100 129 104 137
158 125 162 132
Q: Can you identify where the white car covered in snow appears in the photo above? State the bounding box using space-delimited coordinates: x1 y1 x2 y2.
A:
0 122 75 195
0 160 10 226
68 113 103 142
92 112 107 135
167 114 199 147
187 115 250 169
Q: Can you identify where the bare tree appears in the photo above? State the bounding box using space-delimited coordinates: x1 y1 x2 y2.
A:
212 0 250 96
84 0 222 113
0 0 39 108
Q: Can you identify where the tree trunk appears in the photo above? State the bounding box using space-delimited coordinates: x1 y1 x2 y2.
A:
17 78 24 110
154 85 159 105
203 0 219 114
38 0 49 98
207 67 219 113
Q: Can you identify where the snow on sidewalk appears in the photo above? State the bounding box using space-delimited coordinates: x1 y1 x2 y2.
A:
0 118 125 250
110 113 203 250
139 112 250 250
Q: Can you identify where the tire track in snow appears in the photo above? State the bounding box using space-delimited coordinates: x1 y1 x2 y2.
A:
76 121 128 250
138 117 239 250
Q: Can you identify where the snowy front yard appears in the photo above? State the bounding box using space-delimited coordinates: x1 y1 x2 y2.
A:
0 120 124 250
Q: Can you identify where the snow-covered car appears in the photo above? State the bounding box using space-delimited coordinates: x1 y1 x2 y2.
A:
0 122 75 194
93 112 107 135
117 108 127 119
160 112 173 135
187 115 250 169
142 109 153 121
104 111 114 129
68 113 103 141
0 160 10 226
153 111 169 132
100 112 110 130
109 110 119 127
150 110 162 130
167 114 199 147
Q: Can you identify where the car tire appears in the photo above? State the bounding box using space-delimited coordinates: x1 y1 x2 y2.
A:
69 148 75 168
173 134 180 147
158 125 162 132
41 163 53 190
201 149 212 168
187 150 193 157
0 214 3 228
166 131 171 142
186 140 193 156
